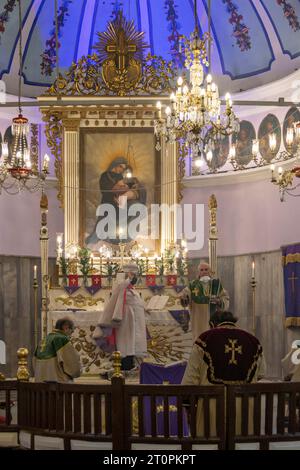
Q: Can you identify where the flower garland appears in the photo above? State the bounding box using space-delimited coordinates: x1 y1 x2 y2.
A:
40 0 73 76
0 0 17 39
222 0 251 51
277 0 300 32
110 0 123 20
164 0 185 68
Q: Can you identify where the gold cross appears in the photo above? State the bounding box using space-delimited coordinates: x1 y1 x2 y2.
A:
288 272 299 295
192 287 200 296
225 339 242 365
106 29 137 71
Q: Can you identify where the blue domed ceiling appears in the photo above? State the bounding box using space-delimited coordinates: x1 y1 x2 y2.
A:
1 0 300 96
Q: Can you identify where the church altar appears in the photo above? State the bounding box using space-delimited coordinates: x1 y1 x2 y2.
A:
48 285 192 376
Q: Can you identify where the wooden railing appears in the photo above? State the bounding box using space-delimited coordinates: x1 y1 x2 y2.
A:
122 381 225 449
0 380 18 433
1 379 300 450
227 383 300 450
18 382 113 449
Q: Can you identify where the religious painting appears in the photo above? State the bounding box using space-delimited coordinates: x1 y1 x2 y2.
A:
206 135 229 171
258 114 281 162
283 107 300 152
232 120 256 166
80 129 160 252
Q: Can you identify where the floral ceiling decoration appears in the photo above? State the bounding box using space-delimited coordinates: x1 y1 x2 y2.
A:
277 0 300 32
1 0 300 95
0 0 17 39
40 0 73 76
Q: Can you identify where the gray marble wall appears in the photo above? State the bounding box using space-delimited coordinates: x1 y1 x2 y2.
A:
0 256 56 378
0 253 299 378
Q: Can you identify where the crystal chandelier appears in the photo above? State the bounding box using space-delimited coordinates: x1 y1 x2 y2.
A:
0 0 49 195
268 122 300 201
154 0 239 161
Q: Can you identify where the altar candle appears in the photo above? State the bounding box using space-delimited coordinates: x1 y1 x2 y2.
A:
252 261 255 278
34 265 38 281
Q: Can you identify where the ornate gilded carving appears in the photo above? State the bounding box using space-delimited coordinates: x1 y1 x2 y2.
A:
44 13 176 97
30 124 39 173
62 119 81 132
55 294 104 308
209 194 218 238
71 326 107 373
96 13 146 96
42 111 63 206
178 142 186 202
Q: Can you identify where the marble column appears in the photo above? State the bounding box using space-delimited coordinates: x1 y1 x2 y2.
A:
63 120 80 249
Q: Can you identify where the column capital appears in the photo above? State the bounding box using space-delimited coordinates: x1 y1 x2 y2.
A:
62 119 81 131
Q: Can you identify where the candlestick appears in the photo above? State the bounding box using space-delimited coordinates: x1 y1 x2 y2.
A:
33 265 39 349
251 275 257 335
43 153 50 173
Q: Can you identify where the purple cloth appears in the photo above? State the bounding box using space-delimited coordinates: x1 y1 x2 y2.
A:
64 286 80 295
140 362 189 436
282 243 300 323
169 310 190 333
85 285 102 296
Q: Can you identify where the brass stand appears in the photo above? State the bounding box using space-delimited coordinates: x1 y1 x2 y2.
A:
251 277 257 334
112 351 123 378
33 277 39 350
16 348 30 381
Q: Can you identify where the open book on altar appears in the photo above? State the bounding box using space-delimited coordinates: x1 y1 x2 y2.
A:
146 295 169 310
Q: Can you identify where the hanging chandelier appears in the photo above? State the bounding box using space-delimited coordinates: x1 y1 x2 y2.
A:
154 0 239 161
268 121 300 201
0 0 49 195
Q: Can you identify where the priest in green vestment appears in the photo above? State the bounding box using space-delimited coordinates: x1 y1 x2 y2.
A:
34 318 81 383
181 262 229 341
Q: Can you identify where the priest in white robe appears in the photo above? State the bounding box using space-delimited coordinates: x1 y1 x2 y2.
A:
93 264 147 370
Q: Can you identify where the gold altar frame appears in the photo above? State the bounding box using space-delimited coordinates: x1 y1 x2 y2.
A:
40 99 181 253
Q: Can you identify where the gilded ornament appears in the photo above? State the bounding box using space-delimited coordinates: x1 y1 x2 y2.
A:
55 294 104 308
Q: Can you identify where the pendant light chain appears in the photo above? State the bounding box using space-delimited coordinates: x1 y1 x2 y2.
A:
18 0 22 115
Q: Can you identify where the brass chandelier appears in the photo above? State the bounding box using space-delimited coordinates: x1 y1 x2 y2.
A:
0 0 49 195
154 0 239 161
268 122 300 201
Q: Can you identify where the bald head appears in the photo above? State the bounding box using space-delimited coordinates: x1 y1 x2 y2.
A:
198 262 212 279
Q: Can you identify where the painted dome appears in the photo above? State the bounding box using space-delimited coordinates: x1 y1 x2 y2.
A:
1 0 300 96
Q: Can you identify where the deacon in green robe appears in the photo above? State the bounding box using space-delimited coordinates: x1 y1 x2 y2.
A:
181 262 229 341
34 318 81 383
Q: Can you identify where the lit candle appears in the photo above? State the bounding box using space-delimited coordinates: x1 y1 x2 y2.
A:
269 133 277 153
286 128 294 148
156 101 162 119
252 261 255 279
225 92 231 109
43 154 50 172
34 265 38 281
